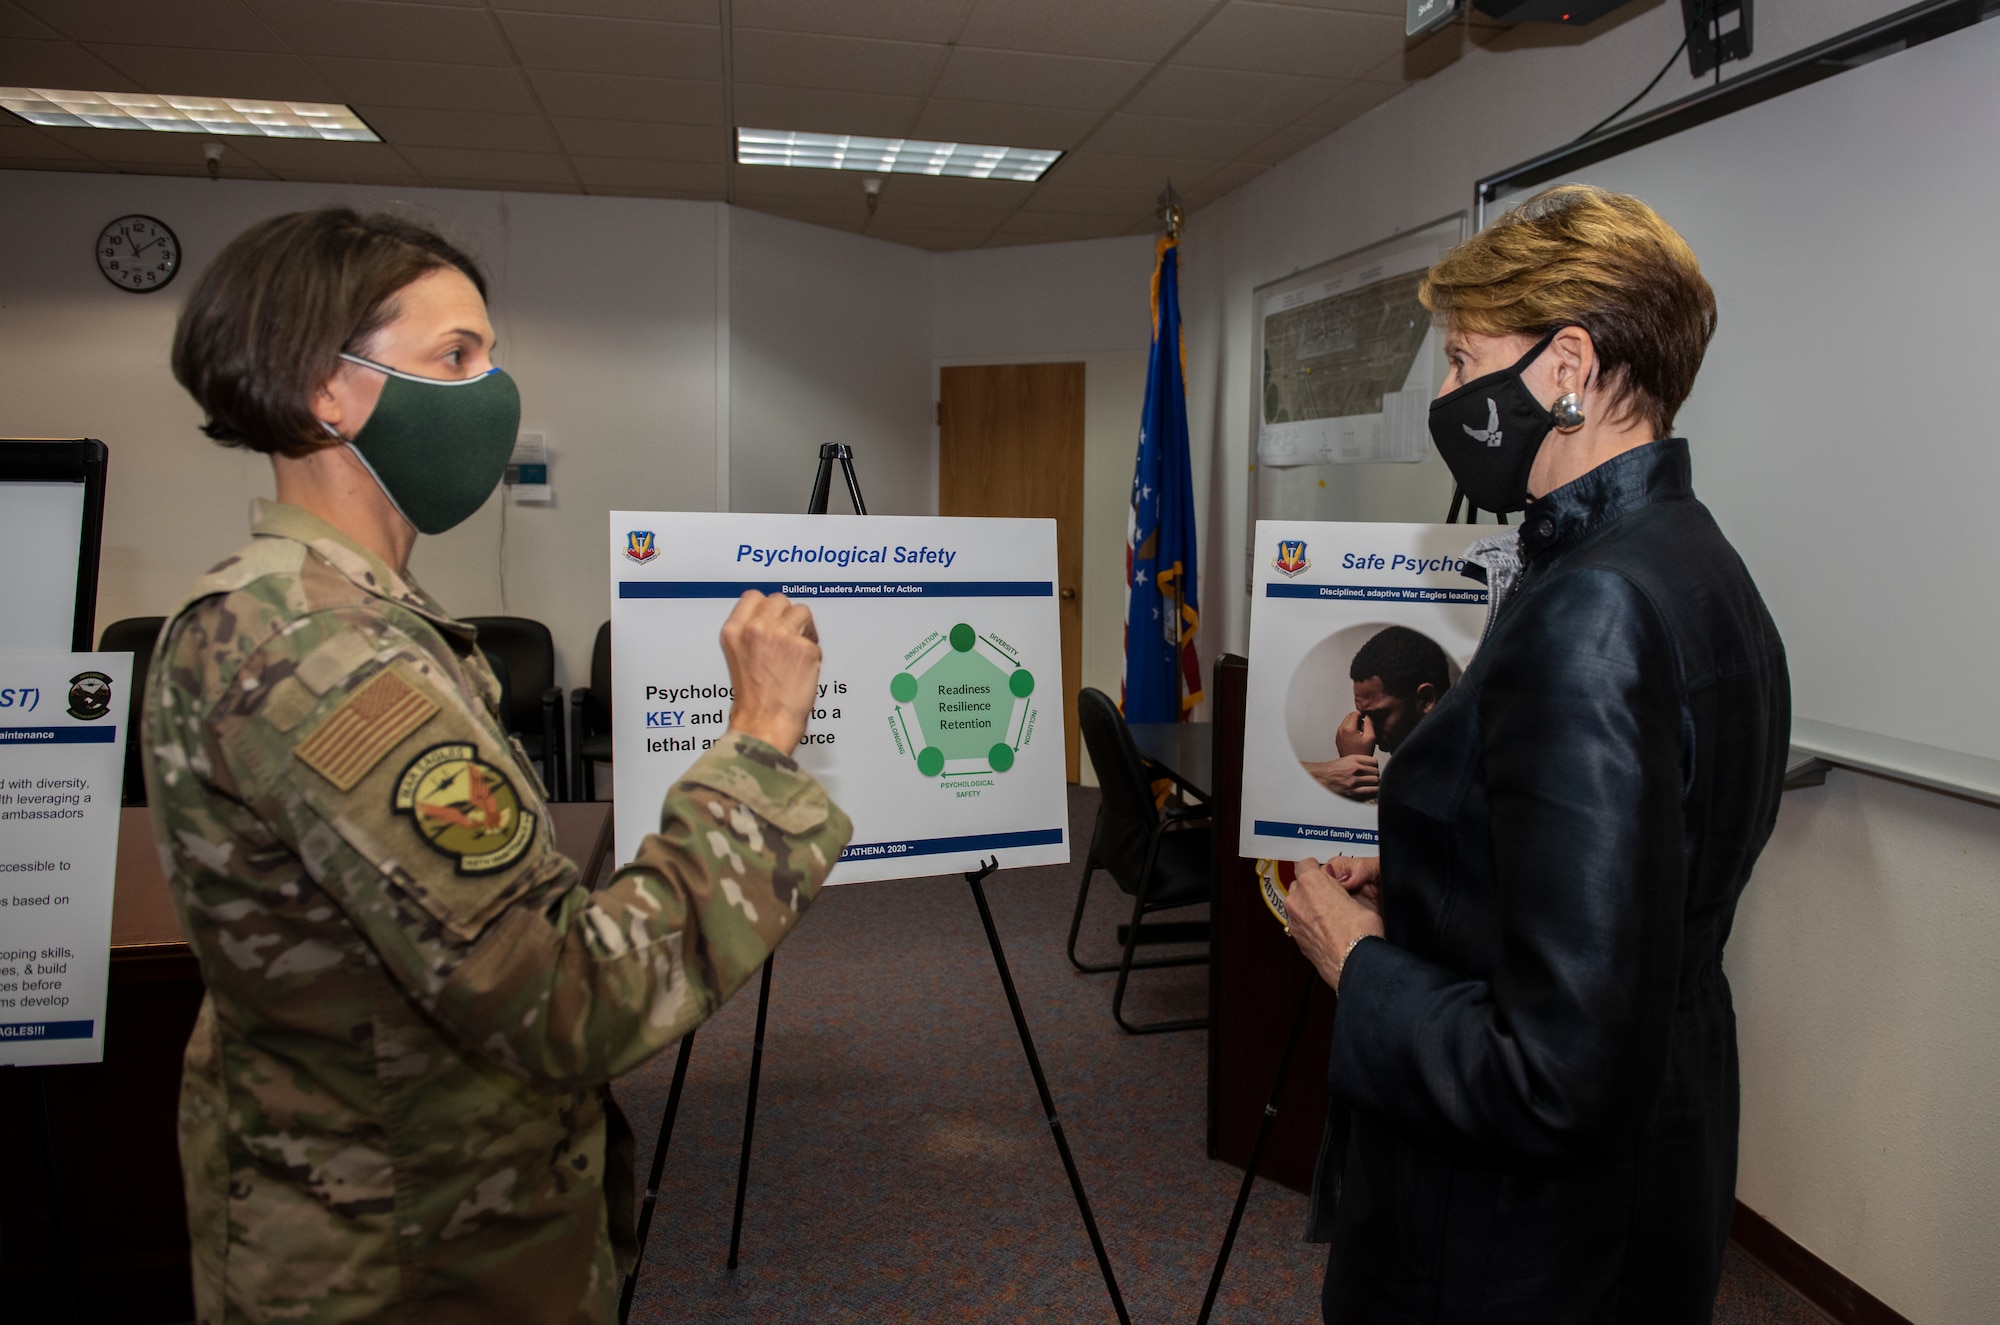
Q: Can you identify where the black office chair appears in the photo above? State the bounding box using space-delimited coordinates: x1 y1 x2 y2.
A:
1068 687 1212 1034
464 616 565 801
97 616 166 808
569 621 612 802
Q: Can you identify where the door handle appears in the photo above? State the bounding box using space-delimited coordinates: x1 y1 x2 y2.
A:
1060 587 1077 601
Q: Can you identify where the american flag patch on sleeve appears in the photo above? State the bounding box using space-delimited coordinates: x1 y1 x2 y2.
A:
294 665 441 792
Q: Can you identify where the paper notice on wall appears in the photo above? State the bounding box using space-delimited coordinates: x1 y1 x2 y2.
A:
1239 523 1485 861
0 651 131 1066
608 513 1070 883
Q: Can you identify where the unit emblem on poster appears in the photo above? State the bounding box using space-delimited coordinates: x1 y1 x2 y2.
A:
1272 540 1312 578
66 670 113 721
624 530 658 563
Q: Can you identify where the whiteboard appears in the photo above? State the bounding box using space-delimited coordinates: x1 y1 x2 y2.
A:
1492 14 2000 794
0 480 87 649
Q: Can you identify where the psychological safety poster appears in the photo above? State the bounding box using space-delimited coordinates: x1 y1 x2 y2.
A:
609 512 1070 883
1239 522 1485 861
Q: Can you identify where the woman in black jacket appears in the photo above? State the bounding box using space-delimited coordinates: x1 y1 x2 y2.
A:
1285 185 1790 1324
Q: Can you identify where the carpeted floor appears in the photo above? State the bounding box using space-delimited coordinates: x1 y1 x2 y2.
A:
613 786 1829 1324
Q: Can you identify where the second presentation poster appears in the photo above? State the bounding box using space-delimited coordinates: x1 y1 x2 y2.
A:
1239 521 1486 861
609 512 1070 884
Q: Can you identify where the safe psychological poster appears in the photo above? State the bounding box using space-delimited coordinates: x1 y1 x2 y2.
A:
609 513 1070 884
1239 522 1486 861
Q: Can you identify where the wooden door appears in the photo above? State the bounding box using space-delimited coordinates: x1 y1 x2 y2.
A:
938 363 1086 782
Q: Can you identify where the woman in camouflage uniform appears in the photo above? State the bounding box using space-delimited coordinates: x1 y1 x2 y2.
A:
145 208 849 1324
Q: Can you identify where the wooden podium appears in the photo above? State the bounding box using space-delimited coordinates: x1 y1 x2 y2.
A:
1206 654 1337 1195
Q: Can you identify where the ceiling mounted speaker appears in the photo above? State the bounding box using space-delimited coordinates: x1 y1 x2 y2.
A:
1472 0 1641 22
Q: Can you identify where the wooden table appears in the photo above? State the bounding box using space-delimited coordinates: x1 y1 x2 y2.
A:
1127 720 1214 800
2 801 611 1322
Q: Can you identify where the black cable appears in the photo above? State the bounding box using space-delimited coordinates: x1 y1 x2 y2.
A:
1574 7 1711 144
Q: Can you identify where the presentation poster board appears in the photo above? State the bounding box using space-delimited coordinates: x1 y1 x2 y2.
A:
0 650 131 1066
609 512 1070 884
1239 522 1485 861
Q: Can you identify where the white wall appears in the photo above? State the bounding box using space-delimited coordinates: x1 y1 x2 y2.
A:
936 235 1158 785
0 170 723 691
1174 3 1998 1319
727 207 936 518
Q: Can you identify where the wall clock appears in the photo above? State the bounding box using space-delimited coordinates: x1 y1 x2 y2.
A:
96 214 180 292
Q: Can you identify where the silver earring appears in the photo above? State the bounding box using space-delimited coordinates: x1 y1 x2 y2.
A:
1552 391 1586 432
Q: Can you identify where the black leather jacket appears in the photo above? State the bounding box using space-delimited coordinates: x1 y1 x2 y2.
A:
1318 440 1790 1323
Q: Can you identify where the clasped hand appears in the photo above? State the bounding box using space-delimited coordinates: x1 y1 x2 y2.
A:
719 591 823 754
1285 855 1385 989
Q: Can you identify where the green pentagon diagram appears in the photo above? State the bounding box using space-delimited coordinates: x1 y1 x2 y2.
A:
887 622 1039 780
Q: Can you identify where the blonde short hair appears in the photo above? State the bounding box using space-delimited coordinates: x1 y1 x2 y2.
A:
1420 185 1716 437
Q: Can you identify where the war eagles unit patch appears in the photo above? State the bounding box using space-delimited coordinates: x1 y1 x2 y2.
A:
393 742 536 874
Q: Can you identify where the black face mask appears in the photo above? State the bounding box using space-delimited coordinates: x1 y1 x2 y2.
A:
1428 330 1560 514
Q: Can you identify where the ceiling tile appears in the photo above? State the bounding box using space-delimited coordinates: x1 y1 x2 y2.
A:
528 70 722 124
0 118 84 157
0 2 62 39
1041 149 1222 193
0 154 107 171
1238 121 1331 166
1368 16 1507 85
0 37 143 88
910 99 1096 150
863 224 989 251
573 155 725 191
361 106 558 151
732 0 976 45
1020 180 1156 215
318 57 539 113
1083 113 1273 161
733 191 867 228
16 0 286 51
423 175 582 194
1251 0 1403 13
732 161 876 197
493 0 715 20
731 83 918 138
872 172 1033 209
399 144 576 183
552 117 722 161
1291 77 1401 130
223 136 419 176
249 1 515 65
866 197 1009 231
1173 4 1404 81
102 156 278 179
982 231 1058 247
35 124 241 164
1123 65 1338 125
955 0 1217 63
931 47 1146 111
731 30 943 97
82 45 338 101
495 12 719 78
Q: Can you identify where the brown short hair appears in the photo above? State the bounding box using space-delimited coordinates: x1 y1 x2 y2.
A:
1420 185 1716 437
171 209 487 457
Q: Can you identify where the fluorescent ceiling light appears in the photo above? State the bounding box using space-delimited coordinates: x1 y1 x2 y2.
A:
737 129 1060 182
0 87 378 140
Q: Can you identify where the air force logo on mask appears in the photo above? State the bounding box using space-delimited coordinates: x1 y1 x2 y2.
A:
1464 399 1504 448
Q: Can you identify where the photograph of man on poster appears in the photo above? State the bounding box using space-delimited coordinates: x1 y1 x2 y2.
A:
1301 625 1452 802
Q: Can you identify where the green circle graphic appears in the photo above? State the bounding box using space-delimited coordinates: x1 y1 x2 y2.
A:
949 622 976 652
890 672 919 703
1008 669 1035 698
917 746 946 777
988 743 1015 773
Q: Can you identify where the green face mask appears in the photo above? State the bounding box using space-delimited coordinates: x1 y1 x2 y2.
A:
335 352 522 536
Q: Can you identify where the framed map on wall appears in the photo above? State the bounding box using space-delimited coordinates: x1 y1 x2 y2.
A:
1253 213 1463 467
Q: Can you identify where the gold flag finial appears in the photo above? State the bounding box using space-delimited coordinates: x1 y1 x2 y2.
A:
1157 180 1185 240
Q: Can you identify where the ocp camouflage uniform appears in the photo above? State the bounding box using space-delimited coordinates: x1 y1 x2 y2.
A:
143 499 851 1325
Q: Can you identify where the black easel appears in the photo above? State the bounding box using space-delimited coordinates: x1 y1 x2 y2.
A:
1194 977 1318 1325
621 446 1127 1322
